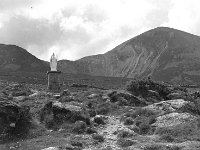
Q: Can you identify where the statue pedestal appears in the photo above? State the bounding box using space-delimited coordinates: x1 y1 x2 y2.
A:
47 71 62 92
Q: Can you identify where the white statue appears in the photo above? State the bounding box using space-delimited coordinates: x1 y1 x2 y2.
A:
50 53 57 71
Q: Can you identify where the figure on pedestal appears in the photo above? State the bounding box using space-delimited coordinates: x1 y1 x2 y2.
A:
47 53 62 92
50 53 57 71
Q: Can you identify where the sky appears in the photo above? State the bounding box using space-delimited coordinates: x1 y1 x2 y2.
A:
0 0 200 61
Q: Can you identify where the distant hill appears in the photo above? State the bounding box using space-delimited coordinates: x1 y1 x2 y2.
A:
2 27 200 84
58 27 200 84
0 44 49 72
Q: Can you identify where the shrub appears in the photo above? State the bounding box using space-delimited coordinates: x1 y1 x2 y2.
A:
108 91 118 102
134 116 156 135
86 127 97 134
124 117 134 125
72 121 87 134
96 102 111 115
143 144 161 150
159 134 175 142
94 116 106 125
117 130 134 138
92 134 104 142
126 78 171 100
130 107 156 118
117 138 136 147
95 102 119 115
167 146 181 150
70 140 83 148
101 146 113 150
88 109 96 117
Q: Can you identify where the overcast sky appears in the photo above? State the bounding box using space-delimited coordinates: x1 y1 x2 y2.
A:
0 0 200 61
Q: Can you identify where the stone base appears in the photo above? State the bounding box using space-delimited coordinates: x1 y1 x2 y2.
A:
47 71 62 92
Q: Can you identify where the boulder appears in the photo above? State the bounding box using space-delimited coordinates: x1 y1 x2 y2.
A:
144 99 188 115
41 147 61 150
152 112 197 128
153 112 200 141
87 94 99 99
40 101 90 129
0 98 31 138
167 92 186 100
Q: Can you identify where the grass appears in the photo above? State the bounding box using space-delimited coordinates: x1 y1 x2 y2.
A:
123 107 157 135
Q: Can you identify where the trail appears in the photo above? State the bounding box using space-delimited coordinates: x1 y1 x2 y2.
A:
97 115 133 150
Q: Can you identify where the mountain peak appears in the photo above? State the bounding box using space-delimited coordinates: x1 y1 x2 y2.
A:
0 44 49 72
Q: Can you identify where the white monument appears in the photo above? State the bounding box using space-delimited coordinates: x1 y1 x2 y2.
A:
50 53 57 71
47 53 62 92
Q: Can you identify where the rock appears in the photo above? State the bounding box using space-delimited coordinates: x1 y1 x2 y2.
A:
144 99 188 115
41 147 61 150
0 98 31 138
167 92 186 100
152 112 197 128
147 90 161 100
29 92 39 98
102 95 110 101
40 101 90 129
87 94 99 99
153 112 200 141
13 96 27 102
177 141 200 150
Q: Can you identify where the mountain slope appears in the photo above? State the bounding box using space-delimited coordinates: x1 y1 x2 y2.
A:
0 44 49 72
58 27 200 83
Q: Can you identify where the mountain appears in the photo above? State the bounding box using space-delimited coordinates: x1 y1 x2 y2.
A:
1 27 200 84
0 44 49 72
58 27 200 84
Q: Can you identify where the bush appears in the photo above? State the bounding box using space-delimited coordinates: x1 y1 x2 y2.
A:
130 107 156 118
134 115 156 135
94 116 106 125
167 146 181 150
96 102 111 115
72 121 87 134
143 144 161 150
117 138 136 147
126 78 171 100
117 130 134 138
92 134 104 142
86 127 97 134
70 140 83 148
159 134 175 142
124 117 134 125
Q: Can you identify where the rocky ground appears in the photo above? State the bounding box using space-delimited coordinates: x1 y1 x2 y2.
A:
1 78 200 150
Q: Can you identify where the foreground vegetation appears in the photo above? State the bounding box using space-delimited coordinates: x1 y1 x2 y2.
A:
1 77 200 150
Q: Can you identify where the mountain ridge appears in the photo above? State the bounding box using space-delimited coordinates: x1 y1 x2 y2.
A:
1 27 200 83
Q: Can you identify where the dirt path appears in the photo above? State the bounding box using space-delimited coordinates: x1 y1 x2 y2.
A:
92 115 133 150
